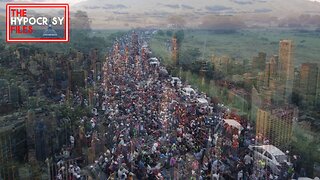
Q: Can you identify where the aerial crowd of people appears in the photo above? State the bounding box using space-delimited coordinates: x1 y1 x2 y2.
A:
53 32 306 180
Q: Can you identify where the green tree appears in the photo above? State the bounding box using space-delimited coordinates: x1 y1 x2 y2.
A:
179 48 201 72
205 61 215 79
291 131 320 176
158 30 164 36
175 30 185 44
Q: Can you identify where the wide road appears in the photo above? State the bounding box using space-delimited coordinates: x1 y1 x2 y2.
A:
87 31 258 180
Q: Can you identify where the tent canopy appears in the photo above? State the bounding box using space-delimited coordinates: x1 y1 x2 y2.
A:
224 119 243 130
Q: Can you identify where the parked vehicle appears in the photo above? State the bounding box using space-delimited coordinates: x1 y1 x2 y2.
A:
248 144 290 175
148 57 160 66
196 98 209 106
180 87 196 96
171 77 182 87
196 98 212 114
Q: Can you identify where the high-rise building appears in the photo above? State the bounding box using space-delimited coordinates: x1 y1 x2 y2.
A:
172 36 178 65
34 119 47 161
269 55 279 79
256 72 265 92
132 31 139 56
71 70 87 91
264 62 271 88
211 55 231 74
256 105 298 150
0 115 27 179
0 79 22 113
279 40 294 103
299 63 318 106
252 52 267 71
90 48 98 79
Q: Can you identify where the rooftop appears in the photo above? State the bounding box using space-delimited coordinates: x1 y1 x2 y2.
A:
0 112 26 132
259 145 286 156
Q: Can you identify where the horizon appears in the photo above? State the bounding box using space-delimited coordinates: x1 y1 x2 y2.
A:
1 0 320 29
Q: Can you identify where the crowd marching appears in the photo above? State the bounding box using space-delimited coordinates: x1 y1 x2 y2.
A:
52 31 307 180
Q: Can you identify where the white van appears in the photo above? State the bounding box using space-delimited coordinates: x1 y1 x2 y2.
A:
197 98 210 114
180 87 196 96
171 77 182 87
248 145 290 175
197 98 209 106
149 57 160 66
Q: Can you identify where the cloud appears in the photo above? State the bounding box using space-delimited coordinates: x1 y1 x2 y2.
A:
181 4 194 10
84 5 100 9
104 4 127 9
144 11 171 18
71 10 91 30
84 4 128 10
112 11 129 15
231 0 270 4
163 4 180 9
194 11 207 16
254 8 272 13
157 3 194 10
121 16 141 23
205 5 233 12
231 0 252 4
104 17 115 21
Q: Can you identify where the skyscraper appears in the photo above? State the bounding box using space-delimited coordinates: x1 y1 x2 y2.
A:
279 40 294 103
256 105 298 150
252 52 267 71
172 36 178 65
269 55 279 79
132 31 139 56
0 116 27 179
299 63 318 106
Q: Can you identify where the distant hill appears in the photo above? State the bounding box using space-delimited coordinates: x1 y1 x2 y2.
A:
73 0 320 29
0 0 319 29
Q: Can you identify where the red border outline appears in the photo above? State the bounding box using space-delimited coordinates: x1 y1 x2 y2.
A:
6 3 70 43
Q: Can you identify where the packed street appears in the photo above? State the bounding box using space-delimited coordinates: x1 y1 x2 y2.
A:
1 0 320 178
52 31 302 180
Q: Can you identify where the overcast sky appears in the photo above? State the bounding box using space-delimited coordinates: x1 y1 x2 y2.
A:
3 0 320 29
6 0 320 5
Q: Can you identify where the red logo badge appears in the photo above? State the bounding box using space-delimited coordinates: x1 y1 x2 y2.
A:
6 3 70 43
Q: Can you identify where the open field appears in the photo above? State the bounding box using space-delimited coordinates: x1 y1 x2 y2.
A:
150 30 251 115
155 28 320 66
